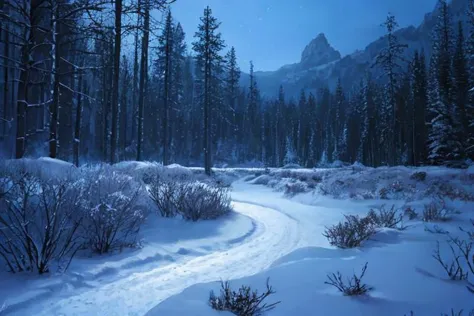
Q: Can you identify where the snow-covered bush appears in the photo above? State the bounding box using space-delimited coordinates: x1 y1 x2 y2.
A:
0 173 83 274
425 181 474 202
366 205 403 229
147 176 181 218
80 170 146 254
284 180 308 197
325 262 373 296
209 278 280 316
422 198 458 222
323 215 376 248
176 182 232 221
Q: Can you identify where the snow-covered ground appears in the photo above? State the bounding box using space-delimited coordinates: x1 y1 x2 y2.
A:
1 160 473 315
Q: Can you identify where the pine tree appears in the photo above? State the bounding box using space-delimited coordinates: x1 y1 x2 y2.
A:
192 6 225 175
246 61 261 160
467 0 474 157
452 22 471 158
427 0 462 164
171 22 187 160
160 10 174 165
284 136 297 165
136 0 151 161
332 80 345 161
375 13 407 165
224 47 241 144
411 50 429 165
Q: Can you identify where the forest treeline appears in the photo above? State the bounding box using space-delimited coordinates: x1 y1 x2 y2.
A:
0 0 473 173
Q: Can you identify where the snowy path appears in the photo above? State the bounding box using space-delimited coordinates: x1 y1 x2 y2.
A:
14 182 305 316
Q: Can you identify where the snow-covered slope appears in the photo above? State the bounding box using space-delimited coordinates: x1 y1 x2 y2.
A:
1 160 473 315
148 174 474 316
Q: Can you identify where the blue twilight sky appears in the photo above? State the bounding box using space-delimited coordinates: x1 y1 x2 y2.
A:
169 0 438 72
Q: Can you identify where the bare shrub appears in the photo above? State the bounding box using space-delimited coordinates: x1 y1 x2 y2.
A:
432 221 474 293
323 215 376 248
425 182 474 202
423 198 458 222
209 278 281 316
407 309 474 316
378 187 389 200
367 205 403 229
325 262 373 296
147 176 181 217
80 171 145 254
0 173 83 274
425 225 450 235
410 171 427 181
403 206 418 220
433 241 468 281
176 182 232 221
284 181 308 197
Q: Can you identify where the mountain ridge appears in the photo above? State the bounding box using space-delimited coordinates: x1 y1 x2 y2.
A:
242 0 469 100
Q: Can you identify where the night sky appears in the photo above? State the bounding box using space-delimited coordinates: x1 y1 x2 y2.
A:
170 0 438 71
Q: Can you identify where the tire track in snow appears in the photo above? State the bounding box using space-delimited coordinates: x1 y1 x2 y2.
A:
20 201 301 316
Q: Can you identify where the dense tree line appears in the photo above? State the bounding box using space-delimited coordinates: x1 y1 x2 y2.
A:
1 0 473 172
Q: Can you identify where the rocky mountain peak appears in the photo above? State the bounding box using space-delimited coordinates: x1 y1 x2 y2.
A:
300 33 341 68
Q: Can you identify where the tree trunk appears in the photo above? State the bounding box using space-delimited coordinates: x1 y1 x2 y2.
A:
15 52 28 159
163 19 171 166
119 65 127 155
49 2 60 158
73 71 83 167
203 13 211 175
136 1 149 161
110 0 122 163
16 3 33 159
2 26 9 139
131 0 140 145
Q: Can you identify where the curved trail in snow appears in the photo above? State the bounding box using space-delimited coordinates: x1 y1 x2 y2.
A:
23 196 303 316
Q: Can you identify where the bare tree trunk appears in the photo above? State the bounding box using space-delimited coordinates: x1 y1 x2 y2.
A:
16 1 33 159
163 14 171 166
136 0 149 161
101 50 108 160
2 26 9 139
119 63 127 155
49 2 60 158
73 71 83 166
131 0 140 145
110 0 122 163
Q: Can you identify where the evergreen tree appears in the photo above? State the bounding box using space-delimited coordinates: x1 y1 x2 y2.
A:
468 0 474 157
375 13 407 165
192 6 225 175
171 22 187 161
332 80 345 161
160 11 174 166
452 22 471 158
246 61 261 160
428 0 462 163
411 50 429 165
224 47 241 144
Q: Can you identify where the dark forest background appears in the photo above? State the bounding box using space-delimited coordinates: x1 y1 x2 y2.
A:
0 0 473 174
